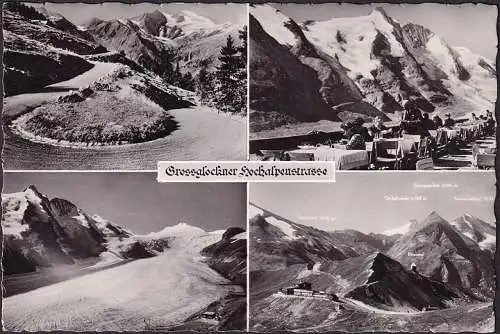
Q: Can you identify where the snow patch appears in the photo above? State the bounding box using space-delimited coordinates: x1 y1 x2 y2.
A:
264 216 299 240
89 251 123 269
2 189 46 238
478 233 495 250
72 213 90 228
250 5 298 47
145 222 206 239
463 232 475 240
426 35 461 79
303 9 405 79
231 232 247 241
382 222 412 236
248 204 264 218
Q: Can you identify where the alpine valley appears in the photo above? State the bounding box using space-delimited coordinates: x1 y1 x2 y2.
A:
248 204 495 332
2 185 247 331
249 4 496 138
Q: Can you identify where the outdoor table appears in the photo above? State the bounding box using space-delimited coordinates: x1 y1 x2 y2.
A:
288 147 370 170
368 138 417 165
443 128 460 140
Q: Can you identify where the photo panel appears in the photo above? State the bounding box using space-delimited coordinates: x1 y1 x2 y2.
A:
249 171 495 332
249 3 497 171
3 2 248 170
2 172 247 331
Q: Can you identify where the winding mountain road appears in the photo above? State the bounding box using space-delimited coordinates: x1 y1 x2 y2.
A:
2 63 247 170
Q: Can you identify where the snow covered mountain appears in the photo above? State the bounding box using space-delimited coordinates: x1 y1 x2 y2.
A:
84 9 242 76
450 214 496 251
249 203 390 271
249 204 495 323
1 185 244 278
387 211 495 298
249 4 496 133
2 185 247 331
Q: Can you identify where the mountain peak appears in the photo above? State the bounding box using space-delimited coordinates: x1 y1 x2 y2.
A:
371 7 389 17
425 210 445 222
23 185 45 201
369 7 394 23
148 222 206 238
175 10 215 25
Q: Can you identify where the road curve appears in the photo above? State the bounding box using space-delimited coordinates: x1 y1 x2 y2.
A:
3 107 247 170
2 62 247 170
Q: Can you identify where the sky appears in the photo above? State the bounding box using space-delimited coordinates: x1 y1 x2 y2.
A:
250 172 495 234
3 172 246 234
272 3 498 60
29 2 247 25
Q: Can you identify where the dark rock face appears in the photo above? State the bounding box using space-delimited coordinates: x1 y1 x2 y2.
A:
199 228 247 331
2 239 38 275
345 252 465 311
249 5 494 132
85 19 173 75
137 10 168 36
222 226 246 240
201 227 247 286
123 242 157 259
3 49 94 97
387 212 495 298
1 185 168 275
3 6 101 96
249 205 390 271
249 204 494 315
249 14 338 132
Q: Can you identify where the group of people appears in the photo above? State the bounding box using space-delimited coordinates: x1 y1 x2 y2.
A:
339 99 495 152
401 100 495 137
400 100 452 137
340 118 374 150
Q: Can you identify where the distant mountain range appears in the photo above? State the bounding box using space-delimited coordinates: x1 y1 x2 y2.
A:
2 185 246 284
3 3 241 96
249 4 496 133
249 203 495 317
2 185 247 331
84 9 241 75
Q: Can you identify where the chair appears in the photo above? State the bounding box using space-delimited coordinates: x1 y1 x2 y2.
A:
416 158 435 170
287 152 315 161
373 140 401 169
402 134 421 145
259 150 284 161
435 130 448 156
471 143 480 159
476 154 495 169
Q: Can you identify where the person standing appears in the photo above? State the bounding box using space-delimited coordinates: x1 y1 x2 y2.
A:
432 114 443 128
401 100 423 135
443 113 455 128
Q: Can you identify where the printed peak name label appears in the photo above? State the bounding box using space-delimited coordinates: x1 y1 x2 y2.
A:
157 161 336 182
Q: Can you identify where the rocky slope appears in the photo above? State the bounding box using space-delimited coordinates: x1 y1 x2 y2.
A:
249 203 389 271
249 4 496 133
387 211 495 298
2 3 108 96
249 14 336 131
84 9 242 76
1 185 244 282
249 204 495 315
201 227 247 286
344 252 475 311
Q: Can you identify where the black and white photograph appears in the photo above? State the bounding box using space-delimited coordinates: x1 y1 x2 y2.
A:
1 173 247 331
2 2 247 169
249 172 495 332
249 3 497 170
